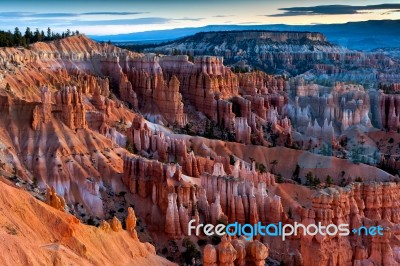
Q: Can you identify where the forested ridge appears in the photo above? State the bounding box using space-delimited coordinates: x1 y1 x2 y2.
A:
0 27 80 47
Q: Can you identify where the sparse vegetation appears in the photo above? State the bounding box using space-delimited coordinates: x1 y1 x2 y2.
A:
270 160 278 174
211 235 221 245
5 83 11 92
355 177 363 182
4 224 17 235
0 160 5 170
182 238 200 265
256 162 267 173
325 175 333 187
229 154 235 165
161 247 168 254
288 207 293 219
125 139 137 154
275 174 283 183
87 216 95 226
204 120 215 138
305 171 320 187
231 65 249 73
197 239 207 246
292 164 302 184
182 123 194 135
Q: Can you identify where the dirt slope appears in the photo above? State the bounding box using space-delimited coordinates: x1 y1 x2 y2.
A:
0 179 175 266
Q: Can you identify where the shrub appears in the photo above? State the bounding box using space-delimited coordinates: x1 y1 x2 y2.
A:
256 162 267 173
125 140 137 154
288 208 293 219
211 235 221 245
229 154 235 165
305 171 321 187
197 239 207 246
182 238 200 265
87 216 95 226
275 174 283 183
292 164 301 184
325 175 333 186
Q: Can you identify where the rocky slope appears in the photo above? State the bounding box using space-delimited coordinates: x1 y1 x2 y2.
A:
146 30 343 76
0 178 174 266
143 30 400 86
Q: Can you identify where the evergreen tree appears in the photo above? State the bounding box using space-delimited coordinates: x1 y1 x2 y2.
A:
47 27 51 40
305 171 313 186
270 160 278 174
14 27 22 46
325 175 333 186
33 28 40 42
288 207 293 219
24 27 33 45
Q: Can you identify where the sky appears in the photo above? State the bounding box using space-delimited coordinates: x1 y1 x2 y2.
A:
0 0 399 35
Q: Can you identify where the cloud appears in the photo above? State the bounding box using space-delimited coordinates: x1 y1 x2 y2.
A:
237 21 259 24
29 13 79 18
72 17 203 26
269 4 400 17
82 12 147 16
213 15 233 18
381 9 400 15
0 12 34 17
172 17 204 21
0 11 203 29
71 17 171 26
0 11 147 19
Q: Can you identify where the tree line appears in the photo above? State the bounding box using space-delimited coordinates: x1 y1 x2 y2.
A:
0 27 80 48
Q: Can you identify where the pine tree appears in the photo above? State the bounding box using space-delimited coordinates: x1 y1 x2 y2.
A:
33 28 40 42
305 171 313 186
288 207 293 219
325 175 333 186
24 27 32 45
47 27 51 40
14 27 22 46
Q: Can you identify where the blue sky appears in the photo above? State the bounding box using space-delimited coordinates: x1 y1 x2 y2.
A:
0 0 399 35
